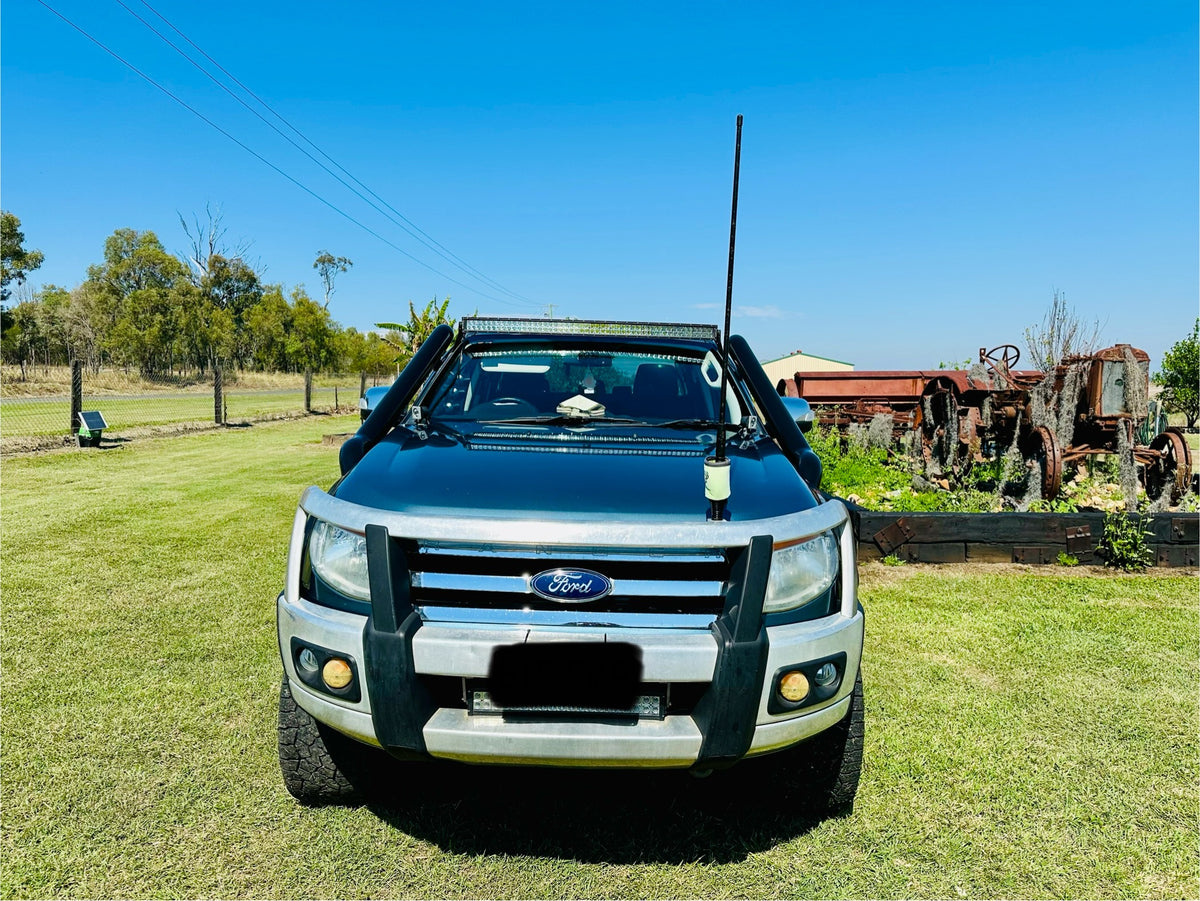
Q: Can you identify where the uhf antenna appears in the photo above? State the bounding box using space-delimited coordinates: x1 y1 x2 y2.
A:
705 114 742 522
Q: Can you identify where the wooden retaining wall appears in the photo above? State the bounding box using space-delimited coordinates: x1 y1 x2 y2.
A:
850 510 1198 567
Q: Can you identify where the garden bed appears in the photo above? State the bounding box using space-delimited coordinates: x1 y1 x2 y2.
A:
850 508 1197 567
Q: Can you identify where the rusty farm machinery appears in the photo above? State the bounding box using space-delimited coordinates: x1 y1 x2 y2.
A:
776 343 1192 505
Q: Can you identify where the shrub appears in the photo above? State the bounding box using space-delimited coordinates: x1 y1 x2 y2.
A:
1029 498 1080 514
1098 511 1154 572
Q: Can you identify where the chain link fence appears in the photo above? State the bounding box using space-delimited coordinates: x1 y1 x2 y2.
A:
1 364 385 453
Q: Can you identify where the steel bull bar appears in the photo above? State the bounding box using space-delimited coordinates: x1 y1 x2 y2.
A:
359 527 775 769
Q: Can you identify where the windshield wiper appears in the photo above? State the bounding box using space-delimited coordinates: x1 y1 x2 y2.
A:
485 415 646 426
650 418 722 430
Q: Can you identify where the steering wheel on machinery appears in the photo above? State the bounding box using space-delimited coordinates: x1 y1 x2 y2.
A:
982 344 1021 376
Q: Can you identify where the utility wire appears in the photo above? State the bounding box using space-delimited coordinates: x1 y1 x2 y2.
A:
121 0 538 308
35 0 529 309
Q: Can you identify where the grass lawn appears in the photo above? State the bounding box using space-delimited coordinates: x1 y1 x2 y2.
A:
1 417 1196 899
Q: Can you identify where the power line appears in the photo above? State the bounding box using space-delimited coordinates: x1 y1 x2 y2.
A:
120 0 538 308
34 0 533 310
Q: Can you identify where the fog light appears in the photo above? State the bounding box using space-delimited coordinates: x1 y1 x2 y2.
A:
779 670 810 703
297 648 319 674
322 658 353 690
814 662 839 687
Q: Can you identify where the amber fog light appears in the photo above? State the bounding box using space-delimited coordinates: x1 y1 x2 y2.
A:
322 658 353 690
779 670 810 703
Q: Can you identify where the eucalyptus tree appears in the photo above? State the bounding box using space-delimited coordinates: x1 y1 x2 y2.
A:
313 251 352 309
1 211 44 304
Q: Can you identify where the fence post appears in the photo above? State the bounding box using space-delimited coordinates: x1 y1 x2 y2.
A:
70 359 82 436
359 371 367 399
214 366 223 425
304 368 313 413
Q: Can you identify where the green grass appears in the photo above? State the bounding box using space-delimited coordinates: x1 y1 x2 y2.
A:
2 418 1197 898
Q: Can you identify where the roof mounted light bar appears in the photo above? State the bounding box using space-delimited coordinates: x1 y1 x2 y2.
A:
461 317 720 342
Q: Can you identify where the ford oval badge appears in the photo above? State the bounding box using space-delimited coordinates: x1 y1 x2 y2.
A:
529 568 613 603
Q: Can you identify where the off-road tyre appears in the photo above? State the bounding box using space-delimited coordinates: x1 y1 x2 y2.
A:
810 671 864 816
764 671 864 817
278 676 373 805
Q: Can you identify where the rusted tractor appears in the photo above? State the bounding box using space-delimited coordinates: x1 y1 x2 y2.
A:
778 343 1193 504
917 344 1190 503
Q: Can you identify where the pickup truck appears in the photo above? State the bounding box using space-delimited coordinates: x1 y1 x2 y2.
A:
277 317 864 811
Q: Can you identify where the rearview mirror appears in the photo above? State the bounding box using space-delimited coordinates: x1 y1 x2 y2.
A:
780 396 815 432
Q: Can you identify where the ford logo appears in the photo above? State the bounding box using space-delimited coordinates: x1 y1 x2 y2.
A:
529 568 613 603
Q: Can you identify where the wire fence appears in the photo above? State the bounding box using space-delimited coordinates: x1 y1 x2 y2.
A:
1 365 388 453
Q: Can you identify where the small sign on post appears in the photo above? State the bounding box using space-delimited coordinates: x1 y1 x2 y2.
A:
77 410 108 448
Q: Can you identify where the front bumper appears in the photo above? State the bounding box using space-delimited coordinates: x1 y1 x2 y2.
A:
277 488 862 769
280 596 862 766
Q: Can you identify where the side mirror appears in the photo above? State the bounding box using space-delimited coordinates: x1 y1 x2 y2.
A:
780 396 815 433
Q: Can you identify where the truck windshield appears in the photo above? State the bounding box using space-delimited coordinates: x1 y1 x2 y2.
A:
422 345 739 426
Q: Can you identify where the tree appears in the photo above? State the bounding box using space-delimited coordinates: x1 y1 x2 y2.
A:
244 286 293 371
313 251 352 309
1155 319 1199 428
336 327 393 379
1 211 45 304
376 296 455 369
1023 290 1104 369
84 229 190 374
180 207 262 368
285 287 336 372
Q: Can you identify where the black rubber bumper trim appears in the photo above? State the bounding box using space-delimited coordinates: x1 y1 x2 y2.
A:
361 524 436 760
691 533 772 768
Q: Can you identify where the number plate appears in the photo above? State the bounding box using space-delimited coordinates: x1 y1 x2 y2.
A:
486 641 643 711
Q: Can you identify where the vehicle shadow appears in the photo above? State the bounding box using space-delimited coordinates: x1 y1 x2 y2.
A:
362 756 835 863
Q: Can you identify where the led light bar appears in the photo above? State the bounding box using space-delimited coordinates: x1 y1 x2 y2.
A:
468 690 666 720
462 317 719 342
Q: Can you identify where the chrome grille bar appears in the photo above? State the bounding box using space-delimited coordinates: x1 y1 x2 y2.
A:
416 545 725 565
412 572 723 598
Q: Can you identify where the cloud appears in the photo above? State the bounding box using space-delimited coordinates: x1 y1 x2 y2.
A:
736 304 786 319
691 302 721 310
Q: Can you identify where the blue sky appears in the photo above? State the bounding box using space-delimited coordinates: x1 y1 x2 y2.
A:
3 1 1196 369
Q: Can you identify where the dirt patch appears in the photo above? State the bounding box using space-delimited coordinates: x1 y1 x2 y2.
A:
858 559 1198 588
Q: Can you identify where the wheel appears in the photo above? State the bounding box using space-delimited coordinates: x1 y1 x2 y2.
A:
1145 428 1192 505
1020 425 1063 500
278 676 374 805
762 672 864 817
921 386 971 483
808 672 864 815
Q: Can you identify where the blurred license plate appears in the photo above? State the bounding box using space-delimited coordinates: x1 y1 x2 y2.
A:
484 641 644 711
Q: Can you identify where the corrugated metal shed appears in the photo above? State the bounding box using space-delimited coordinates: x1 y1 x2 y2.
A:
760 350 854 384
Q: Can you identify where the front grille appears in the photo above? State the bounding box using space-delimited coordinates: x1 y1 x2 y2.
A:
406 543 730 617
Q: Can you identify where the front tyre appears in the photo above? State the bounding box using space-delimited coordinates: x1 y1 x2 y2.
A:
765 672 864 816
278 676 370 805
811 672 864 815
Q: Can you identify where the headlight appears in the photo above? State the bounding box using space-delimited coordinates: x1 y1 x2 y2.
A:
763 531 838 613
358 396 369 410
309 520 371 600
